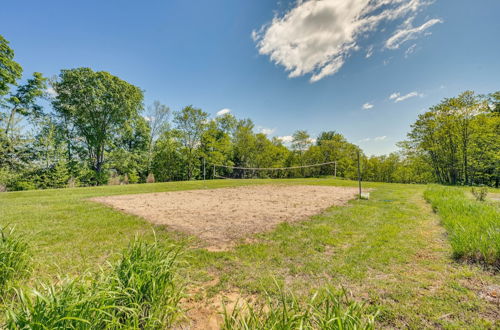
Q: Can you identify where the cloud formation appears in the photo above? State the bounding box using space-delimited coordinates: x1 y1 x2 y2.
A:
259 127 276 135
253 0 439 82
278 135 293 143
362 102 374 110
386 18 442 49
359 135 387 142
216 108 231 116
389 91 422 102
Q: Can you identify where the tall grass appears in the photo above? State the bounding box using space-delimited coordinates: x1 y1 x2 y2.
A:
0 226 30 295
424 186 500 268
4 238 184 329
222 286 378 329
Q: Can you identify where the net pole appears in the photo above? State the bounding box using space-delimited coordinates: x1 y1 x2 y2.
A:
203 158 206 181
213 164 215 179
334 161 337 178
357 150 362 199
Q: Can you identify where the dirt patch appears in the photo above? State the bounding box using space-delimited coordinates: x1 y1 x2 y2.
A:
91 184 360 250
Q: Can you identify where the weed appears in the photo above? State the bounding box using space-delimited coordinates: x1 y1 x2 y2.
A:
0 226 30 295
471 186 488 201
222 284 378 329
4 237 184 329
425 186 499 267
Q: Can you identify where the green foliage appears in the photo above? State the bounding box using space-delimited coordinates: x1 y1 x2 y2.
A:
424 186 500 268
52 67 144 175
223 285 378 329
173 105 208 180
0 226 30 295
0 35 23 97
4 238 184 329
404 91 499 186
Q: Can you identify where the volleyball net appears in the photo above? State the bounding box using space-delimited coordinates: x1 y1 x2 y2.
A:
208 161 338 180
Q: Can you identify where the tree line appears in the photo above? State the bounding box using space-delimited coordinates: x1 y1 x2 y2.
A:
0 35 498 190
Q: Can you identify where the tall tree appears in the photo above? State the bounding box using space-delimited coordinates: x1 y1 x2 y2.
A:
145 101 170 174
4 72 47 137
173 105 208 180
0 35 22 99
52 68 143 181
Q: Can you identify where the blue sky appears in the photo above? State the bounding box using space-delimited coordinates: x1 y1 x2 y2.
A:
2 0 499 155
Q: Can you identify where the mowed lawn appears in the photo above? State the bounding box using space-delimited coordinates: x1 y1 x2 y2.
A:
1 179 499 328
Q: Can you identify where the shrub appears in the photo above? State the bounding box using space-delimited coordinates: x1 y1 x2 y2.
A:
67 176 78 188
424 186 500 268
0 226 30 294
128 171 139 184
146 173 155 183
223 285 378 329
471 186 488 202
108 172 121 185
122 174 129 185
10 181 36 191
0 184 6 192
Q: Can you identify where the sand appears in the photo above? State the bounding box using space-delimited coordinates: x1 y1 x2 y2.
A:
91 184 360 250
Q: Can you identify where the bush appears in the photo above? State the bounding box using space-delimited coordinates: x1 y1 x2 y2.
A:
424 186 500 268
4 238 184 329
471 186 488 201
0 226 30 294
146 173 155 183
108 172 121 185
67 176 78 188
223 285 378 329
10 181 36 191
128 171 139 184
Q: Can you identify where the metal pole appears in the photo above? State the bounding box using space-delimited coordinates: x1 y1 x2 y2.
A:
203 158 206 181
334 161 337 178
357 150 362 199
213 164 216 179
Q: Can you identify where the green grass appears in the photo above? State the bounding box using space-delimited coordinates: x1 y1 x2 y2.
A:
0 226 30 295
222 285 377 329
1 178 499 328
424 185 500 268
4 238 184 329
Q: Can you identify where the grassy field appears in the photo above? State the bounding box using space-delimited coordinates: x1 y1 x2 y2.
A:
1 179 499 328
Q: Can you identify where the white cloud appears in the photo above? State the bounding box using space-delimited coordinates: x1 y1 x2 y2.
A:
386 18 442 49
278 135 293 143
389 91 422 102
259 127 276 135
360 136 387 143
216 108 231 116
362 102 374 110
404 43 417 58
46 87 57 97
365 45 374 58
389 92 399 100
253 0 438 82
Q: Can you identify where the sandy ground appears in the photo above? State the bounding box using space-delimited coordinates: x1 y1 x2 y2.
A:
92 184 360 250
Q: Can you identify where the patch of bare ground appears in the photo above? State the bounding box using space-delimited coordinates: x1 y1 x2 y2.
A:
91 185 360 250
177 275 254 330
